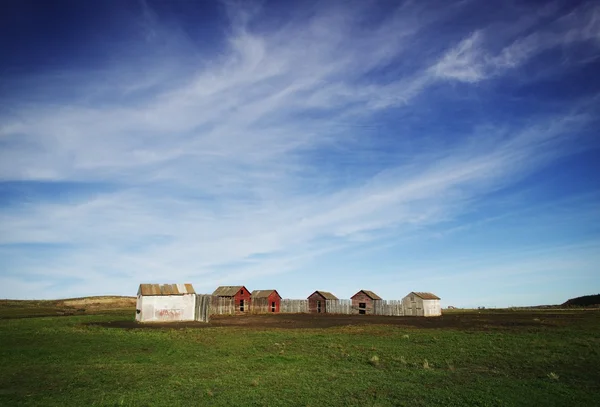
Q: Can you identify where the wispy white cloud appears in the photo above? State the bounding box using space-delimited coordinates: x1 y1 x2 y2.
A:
432 2 600 82
0 0 599 301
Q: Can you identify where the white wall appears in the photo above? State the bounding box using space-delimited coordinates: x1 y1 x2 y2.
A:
423 299 441 317
136 294 196 322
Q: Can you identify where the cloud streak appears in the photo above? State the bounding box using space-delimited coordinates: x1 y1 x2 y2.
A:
0 0 599 303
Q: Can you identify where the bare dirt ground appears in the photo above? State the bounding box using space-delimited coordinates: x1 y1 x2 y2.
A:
88 310 593 331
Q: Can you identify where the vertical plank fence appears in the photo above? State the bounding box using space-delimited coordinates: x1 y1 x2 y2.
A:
251 298 270 314
325 299 352 314
195 294 212 322
373 300 404 316
210 296 236 315
280 299 308 313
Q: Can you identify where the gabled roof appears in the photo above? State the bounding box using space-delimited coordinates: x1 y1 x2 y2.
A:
251 290 281 299
352 290 382 300
309 290 338 300
411 292 440 300
212 286 246 296
138 284 195 296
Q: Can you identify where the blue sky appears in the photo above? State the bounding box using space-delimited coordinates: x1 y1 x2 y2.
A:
1 0 599 307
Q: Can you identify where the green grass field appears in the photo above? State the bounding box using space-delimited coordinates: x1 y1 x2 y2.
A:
1 302 599 406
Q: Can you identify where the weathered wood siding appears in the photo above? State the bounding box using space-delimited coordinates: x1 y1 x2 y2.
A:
233 288 252 313
251 298 269 313
422 299 441 317
267 291 281 313
308 292 327 313
325 299 352 314
350 292 379 314
210 296 236 315
280 299 308 313
402 294 424 316
251 293 281 313
373 300 404 316
195 294 211 322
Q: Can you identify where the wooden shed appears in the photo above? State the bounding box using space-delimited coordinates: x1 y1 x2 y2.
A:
136 283 196 322
251 290 281 313
402 292 441 317
213 286 252 313
351 290 382 315
307 291 338 313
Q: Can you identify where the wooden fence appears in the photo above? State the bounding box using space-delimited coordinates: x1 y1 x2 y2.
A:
280 299 308 313
251 298 271 313
325 299 352 314
210 296 236 315
373 300 404 316
195 294 212 322
195 296 409 319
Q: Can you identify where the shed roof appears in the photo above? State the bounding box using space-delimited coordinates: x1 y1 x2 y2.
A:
138 283 195 296
353 290 382 300
412 292 440 300
251 290 281 299
309 290 338 300
212 286 245 296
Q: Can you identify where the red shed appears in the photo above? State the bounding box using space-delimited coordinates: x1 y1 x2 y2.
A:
212 286 252 313
251 290 281 313
351 290 382 315
307 290 338 313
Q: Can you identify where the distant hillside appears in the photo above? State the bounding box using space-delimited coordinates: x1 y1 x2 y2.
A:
562 294 600 307
0 296 136 319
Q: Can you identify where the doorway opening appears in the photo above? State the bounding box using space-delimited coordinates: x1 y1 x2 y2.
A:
359 302 366 315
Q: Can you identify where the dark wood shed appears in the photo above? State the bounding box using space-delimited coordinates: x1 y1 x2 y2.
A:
351 290 382 315
251 290 281 313
307 290 338 313
212 286 252 313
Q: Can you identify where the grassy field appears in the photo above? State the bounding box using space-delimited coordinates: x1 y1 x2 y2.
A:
1 300 599 406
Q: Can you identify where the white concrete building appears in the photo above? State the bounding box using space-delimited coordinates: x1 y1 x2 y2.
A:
136 283 196 322
402 292 441 317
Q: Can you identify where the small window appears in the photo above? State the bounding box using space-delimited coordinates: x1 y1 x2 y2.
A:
359 302 366 309
241 289 244 295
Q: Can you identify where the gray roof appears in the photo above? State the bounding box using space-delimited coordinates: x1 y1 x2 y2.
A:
353 290 382 300
411 292 440 300
212 286 245 296
310 290 338 300
251 290 281 299
138 284 195 296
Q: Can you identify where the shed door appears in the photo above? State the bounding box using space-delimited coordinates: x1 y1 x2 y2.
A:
317 300 321 313
271 301 276 312
240 299 244 312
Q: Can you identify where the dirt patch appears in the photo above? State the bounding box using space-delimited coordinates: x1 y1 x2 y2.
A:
86 311 579 331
